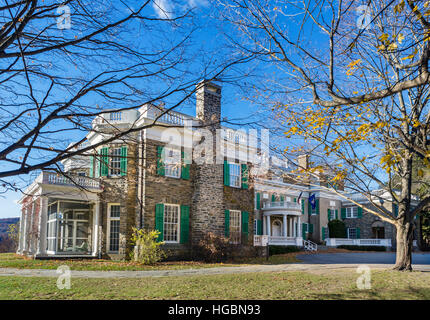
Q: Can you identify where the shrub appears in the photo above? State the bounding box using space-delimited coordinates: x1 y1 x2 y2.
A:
129 228 167 264
192 232 232 262
269 245 301 255
328 220 346 238
337 245 387 251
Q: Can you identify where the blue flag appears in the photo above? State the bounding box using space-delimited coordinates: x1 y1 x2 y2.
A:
309 193 316 210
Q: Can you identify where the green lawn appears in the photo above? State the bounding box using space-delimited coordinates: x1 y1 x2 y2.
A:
0 253 300 271
1 269 429 299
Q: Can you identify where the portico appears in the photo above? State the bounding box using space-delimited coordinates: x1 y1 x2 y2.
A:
262 201 303 246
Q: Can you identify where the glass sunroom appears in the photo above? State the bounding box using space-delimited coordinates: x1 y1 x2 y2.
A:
46 200 93 255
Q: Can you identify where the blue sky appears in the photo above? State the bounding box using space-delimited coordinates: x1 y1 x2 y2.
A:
0 0 266 219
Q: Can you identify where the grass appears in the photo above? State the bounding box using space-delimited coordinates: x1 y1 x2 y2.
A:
0 269 429 299
0 252 300 271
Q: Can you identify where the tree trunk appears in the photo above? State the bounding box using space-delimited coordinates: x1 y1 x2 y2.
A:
393 222 414 271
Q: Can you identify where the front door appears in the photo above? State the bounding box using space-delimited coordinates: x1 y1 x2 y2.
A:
272 220 282 237
372 227 385 239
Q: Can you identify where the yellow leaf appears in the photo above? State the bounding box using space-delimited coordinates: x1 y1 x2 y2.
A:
379 33 389 41
397 33 405 44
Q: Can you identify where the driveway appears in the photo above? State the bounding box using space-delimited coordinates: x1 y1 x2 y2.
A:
297 252 430 265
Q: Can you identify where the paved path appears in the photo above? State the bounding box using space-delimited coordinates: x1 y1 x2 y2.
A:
0 262 430 279
297 252 430 265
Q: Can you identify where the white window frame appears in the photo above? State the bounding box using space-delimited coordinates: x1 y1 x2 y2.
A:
109 147 122 176
229 163 241 188
328 209 336 220
346 207 358 218
107 203 121 252
347 228 357 239
164 148 182 179
163 204 180 243
229 210 241 244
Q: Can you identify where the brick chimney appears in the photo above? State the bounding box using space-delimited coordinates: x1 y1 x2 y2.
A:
196 80 221 127
191 80 225 245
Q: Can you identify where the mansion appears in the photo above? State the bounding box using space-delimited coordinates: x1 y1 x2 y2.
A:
16 82 424 259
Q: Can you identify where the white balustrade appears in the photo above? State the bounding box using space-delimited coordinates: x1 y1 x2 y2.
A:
326 238 392 247
40 172 100 189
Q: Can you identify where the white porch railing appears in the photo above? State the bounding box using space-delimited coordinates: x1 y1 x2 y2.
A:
262 201 301 210
303 240 318 251
92 110 139 127
269 236 303 246
326 238 392 247
38 171 101 189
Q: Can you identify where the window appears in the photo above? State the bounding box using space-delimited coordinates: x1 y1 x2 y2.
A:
164 148 181 178
346 207 358 218
164 204 180 243
108 204 121 252
77 172 86 177
229 210 241 244
229 163 241 188
109 148 121 176
347 228 357 239
328 209 336 220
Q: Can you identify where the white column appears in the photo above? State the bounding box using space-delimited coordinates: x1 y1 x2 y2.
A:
283 215 287 237
17 209 24 253
37 196 48 255
289 217 293 237
92 200 100 256
266 215 271 236
298 216 301 238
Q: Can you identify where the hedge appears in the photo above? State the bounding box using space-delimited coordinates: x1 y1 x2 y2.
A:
269 245 301 255
337 245 387 252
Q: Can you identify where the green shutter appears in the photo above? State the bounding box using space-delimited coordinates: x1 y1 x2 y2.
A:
224 160 230 186
341 207 346 219
335 209 338 220
224 210 230 237
180 205 190 244
100 147 109 176
327 208 331 222
156 146 165 176
89 156 94 178
241 211 249 238
271 194 276 202
280 195 284 205
322 227 327 240
309 224 314 233
155 204 164 242
358 206 363 218
302 223 307 240
356 228 361 239
316 199 320 215
120 146 127 176
301 199 305 215
181 151 190 180
241 164 249 189
293 197 297 203
257 219 263 235
256 193 261 210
